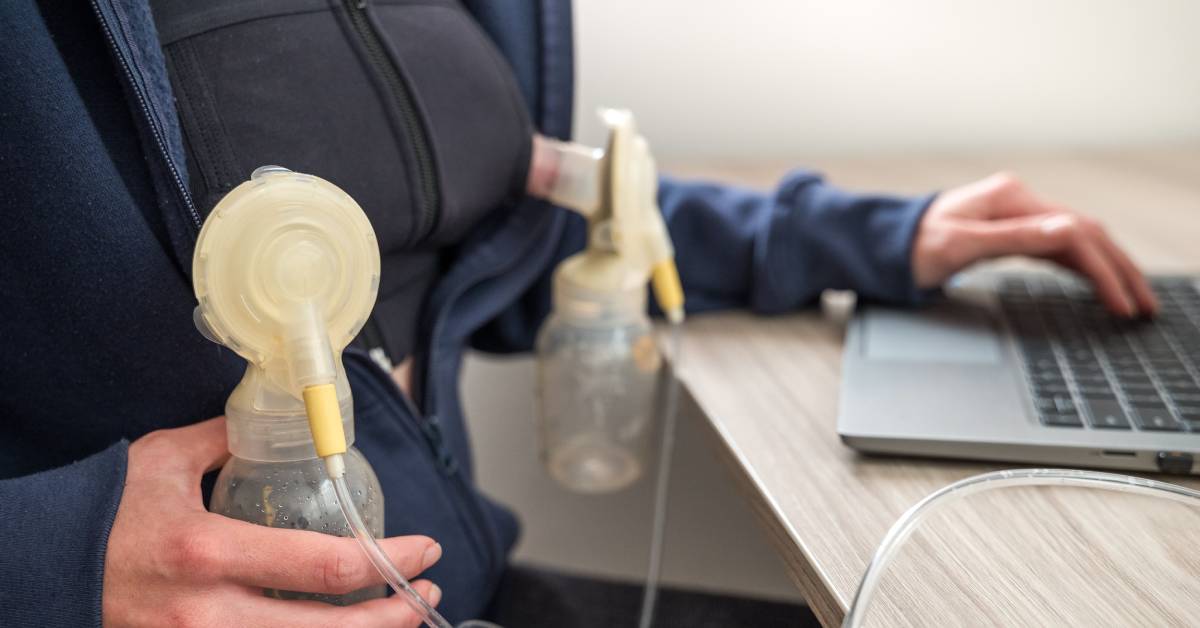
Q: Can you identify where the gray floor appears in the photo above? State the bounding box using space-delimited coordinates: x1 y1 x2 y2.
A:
460 351 804 603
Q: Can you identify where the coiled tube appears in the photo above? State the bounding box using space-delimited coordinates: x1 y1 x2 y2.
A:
843 468 1200 628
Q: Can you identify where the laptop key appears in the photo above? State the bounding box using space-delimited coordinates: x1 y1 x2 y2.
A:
1161 377 1197 390
1073 373 1109 385
1083 399 1131 429
1042 413 1084 428
1033 383 1071 396
1125 393 1168 406
1031 372 1067 387
1120 382 1158 395
1130 407 1184 431
1077 385 1116 399
1043 395 1075 413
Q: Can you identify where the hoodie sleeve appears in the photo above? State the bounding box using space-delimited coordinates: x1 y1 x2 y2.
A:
0 442 128 627
659 170 938 314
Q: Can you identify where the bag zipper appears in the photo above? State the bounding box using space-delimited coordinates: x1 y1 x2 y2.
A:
342 0 440 244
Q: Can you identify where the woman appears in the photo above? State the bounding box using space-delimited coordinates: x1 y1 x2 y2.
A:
0 1 1154 626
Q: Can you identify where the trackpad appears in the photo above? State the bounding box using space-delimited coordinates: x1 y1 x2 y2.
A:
863 307 1002 364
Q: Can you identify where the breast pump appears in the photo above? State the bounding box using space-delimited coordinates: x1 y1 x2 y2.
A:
531 110 687 628
193 166 454 624
191 109 686 628
533 109 684 494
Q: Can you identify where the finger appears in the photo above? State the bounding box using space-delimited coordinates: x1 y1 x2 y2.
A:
1053 228 1137 317
946 215 1136 316
170 416 229 474
236 579 442 628
1091 229 1159 316
131 416 230 479
217 519 442 595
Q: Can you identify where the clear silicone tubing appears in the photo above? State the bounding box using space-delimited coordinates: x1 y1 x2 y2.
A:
332 474 457 628
843 468 1200 628
637 322 685 628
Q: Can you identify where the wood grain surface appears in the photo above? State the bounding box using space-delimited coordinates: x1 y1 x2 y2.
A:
662 148 1200 627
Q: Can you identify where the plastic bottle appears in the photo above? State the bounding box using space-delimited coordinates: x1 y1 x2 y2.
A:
207 371 385 604
536 226 663 493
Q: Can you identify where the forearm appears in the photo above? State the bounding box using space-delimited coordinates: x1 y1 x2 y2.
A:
659 171 937 313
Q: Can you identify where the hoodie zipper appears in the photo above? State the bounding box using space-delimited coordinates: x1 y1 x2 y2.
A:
342 0 440 244
91 0 201 232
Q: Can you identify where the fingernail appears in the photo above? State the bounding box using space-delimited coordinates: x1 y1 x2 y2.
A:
421 543 442 569
428 584 442 606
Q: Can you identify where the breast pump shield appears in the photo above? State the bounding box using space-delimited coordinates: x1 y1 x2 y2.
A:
194 167 386 604
193 165 379 458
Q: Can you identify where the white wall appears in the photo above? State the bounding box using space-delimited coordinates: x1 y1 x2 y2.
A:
573 0 1200 159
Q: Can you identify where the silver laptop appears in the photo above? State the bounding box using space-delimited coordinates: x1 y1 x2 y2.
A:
838 271 1200 475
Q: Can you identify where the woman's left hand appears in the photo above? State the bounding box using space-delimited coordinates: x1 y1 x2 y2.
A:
911 172 1159 318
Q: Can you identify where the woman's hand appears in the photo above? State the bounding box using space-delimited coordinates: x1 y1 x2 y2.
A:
103 417 442 627
912 172 1158 317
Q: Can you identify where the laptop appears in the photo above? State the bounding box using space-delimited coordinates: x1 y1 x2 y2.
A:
838 271 1200 475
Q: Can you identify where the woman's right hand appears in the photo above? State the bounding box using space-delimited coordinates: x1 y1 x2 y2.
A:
103 417 443 627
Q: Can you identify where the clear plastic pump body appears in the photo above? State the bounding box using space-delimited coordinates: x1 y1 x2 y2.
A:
209 448 385 604
536 251 662 493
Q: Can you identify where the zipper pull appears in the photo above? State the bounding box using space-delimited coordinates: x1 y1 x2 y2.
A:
419 414 459 476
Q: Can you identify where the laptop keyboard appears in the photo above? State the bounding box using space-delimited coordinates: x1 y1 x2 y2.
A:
999 276 1200 432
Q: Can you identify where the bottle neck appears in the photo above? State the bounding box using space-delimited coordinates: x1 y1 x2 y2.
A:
224 364 356 462
553 285 646 326
552 249 649 327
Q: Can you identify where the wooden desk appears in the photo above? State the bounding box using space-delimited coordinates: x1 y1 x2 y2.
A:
664 149 1200 627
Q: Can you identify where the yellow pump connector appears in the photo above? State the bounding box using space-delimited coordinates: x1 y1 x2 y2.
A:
303 383 347 458
651 259 685 323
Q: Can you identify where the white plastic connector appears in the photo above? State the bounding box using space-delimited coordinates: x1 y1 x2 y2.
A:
536 136 604 217
284 300 338 389
324 452 346 480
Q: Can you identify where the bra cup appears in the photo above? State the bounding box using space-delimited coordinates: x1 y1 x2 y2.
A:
373 3 533 245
